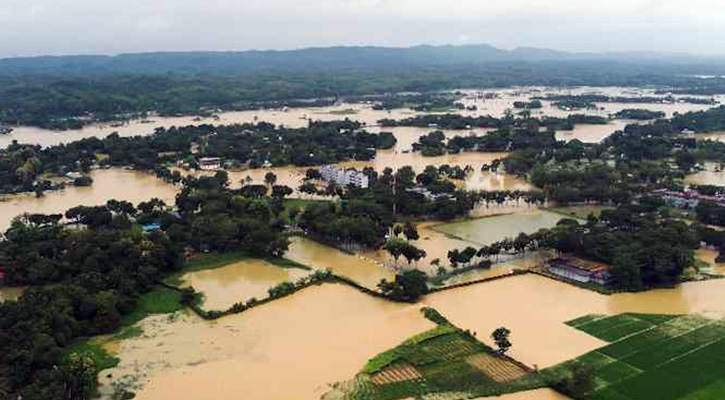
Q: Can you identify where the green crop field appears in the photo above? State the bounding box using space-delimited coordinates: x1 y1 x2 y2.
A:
544 313 725 400
326 309 544 400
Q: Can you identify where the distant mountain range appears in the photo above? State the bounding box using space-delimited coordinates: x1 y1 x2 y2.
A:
1 44 723 76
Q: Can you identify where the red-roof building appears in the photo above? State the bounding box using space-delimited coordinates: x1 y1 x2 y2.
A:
547 257 610 286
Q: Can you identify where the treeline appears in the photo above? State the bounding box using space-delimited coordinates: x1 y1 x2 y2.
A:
536 94 717 105
367 93 462 111
2 50 724 129
614 109 666 120
379 113 607 131
0 173 294 399
0 120 397 194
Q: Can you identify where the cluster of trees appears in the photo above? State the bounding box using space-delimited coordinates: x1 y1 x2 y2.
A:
297 166 494 247
368 93 464 112
513 100 543 109
537 94 716 106
0 171 301 399
671 105 725 133
377 270 429 301
0 120 398 195
446 202 703 290
385 238 427 267
695 201 725 227
380 113 607 132
0 216 183 399
614 109 666 120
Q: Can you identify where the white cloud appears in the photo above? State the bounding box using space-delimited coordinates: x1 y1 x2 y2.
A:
0 0 722 57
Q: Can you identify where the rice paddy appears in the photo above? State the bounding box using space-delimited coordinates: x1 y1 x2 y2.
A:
544 313 725 400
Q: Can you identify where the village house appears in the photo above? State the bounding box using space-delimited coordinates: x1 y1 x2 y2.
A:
652 188 725 209
320 165 369 188
406 186 453 201
546 257 611 286
198 157 222 171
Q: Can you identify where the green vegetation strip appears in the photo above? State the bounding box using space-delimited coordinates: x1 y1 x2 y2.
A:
545 313 725 400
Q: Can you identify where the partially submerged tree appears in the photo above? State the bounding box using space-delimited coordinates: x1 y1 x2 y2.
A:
492 327 512 354
378 270 429 302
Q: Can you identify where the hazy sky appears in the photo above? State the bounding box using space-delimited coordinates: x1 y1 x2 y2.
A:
0 0 722 57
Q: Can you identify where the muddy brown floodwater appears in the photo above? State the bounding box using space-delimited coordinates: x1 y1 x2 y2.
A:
472 388 573 400
285 237 395 290
425 273 725 369
0 168 178 232
0 287 24 302
100 284 434 400
179 259 311 311
4 87 717 149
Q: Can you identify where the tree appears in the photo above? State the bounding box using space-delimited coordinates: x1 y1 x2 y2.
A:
214 170 229 187
386 238 406 267
264 172 278 187
403 221 419 241
447 249 460 268
492 327 512 354
305 169 322 180
378 270 429 301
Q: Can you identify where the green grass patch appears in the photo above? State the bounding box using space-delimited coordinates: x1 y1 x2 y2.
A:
363 324 457 374
328 108 359 115
566 314 607 328
121 287 183 326
65 340 119 371
281 199 330 224
113 326 144 340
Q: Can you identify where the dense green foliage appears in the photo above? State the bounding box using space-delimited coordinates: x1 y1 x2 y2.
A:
0 120 395 194
0 172 295 399
614 109 666 120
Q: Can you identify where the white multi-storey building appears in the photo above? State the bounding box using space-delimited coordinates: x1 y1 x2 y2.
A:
320 165 369 189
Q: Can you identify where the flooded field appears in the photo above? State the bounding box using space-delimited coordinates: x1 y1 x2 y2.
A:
426 273 725 369
179 259 311 311
431 210 564 246
285 237 395 289
685 163 725 186
100 284 434 400
3 86 717 149
0 168 178 232
0 287 24 302
102 267 725 399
